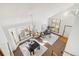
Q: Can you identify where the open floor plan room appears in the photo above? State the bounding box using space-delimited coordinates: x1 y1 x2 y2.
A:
0 3 79 56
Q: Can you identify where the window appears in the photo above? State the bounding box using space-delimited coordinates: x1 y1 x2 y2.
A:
48 17 61 33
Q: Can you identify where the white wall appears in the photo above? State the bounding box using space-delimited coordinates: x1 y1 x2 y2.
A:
59 16 75 37
0 3 73 26
63 4 79 56
0 27 10 56
0 4 74 33
63 16 79 56
30 4 74 32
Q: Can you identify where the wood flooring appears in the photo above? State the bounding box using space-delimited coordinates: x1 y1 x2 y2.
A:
13 36 68 56
42 36 68 56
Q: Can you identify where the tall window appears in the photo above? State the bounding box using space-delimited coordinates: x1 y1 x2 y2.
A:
48 17 61 33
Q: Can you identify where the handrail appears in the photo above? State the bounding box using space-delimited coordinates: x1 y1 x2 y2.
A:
62 25 72 36
7 42 14 56
16 36 32 47
64 51 75 56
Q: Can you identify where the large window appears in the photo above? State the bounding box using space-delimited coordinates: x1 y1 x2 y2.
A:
48 17 61 33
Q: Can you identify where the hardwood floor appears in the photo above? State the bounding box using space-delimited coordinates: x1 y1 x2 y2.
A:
42 43 53 56
13 36 68 56
42 36 68 56
13 47 23 56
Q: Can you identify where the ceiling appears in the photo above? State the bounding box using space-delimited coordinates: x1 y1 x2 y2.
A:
0 3 74 26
